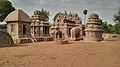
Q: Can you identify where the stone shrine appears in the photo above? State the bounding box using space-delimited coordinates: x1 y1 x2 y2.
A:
5 9 32 44
30 10 53 42
84 13 103 42
30 10 51 39
50 11 82 40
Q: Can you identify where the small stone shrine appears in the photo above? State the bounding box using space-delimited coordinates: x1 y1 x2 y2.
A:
5 9 32 44
30 9 53 42
84 13 103 42
50 11 82 39
31 10 50 37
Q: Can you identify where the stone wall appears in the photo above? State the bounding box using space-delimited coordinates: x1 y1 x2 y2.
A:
0 29 14 47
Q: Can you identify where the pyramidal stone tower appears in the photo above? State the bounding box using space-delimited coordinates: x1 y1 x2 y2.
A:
84 13 103 42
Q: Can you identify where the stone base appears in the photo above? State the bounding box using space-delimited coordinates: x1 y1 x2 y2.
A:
84 38 104 42
15 37 54 44
55 39 70 44
70 38 83 41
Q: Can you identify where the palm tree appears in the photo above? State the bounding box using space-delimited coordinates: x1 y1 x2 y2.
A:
83 10 88 24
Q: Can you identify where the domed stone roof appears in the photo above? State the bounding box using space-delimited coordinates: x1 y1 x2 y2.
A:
89 13 99 19
5 9 31 22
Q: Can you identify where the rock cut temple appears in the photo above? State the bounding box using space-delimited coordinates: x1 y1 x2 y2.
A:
50 11 83 40
4 9 103 44
5 9 53 44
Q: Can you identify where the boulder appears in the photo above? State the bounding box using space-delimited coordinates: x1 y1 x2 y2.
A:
0 29 14 47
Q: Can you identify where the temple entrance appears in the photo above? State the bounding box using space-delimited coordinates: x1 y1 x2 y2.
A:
59 32 62 38
68 28 71 35
23 25 26 34
43 26 49 35
56 31 62 39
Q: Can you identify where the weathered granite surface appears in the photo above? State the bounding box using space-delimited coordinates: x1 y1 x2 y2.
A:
0 29 14 47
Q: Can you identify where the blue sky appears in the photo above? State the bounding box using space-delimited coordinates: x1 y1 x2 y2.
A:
9 0 120 24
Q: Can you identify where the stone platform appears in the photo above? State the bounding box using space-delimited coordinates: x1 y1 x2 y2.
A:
19 37 54 44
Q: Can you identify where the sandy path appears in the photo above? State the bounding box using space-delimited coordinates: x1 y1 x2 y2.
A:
0 38 120 67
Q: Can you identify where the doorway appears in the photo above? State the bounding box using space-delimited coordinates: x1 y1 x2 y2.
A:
23 25 26 34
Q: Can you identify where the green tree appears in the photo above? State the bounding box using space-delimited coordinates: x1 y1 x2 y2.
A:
0 0 15 22
107 24 114 33
101 21 114 34
114 23 120 34
41 8 50 21
114 9 120 23
34 9 50 21
113 9 120 34
0 24 7 29
101 22 108 33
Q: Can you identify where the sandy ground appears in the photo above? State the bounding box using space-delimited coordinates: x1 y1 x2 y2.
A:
0 38 120 67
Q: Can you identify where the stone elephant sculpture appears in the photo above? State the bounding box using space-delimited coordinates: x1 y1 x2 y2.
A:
70 27 82 41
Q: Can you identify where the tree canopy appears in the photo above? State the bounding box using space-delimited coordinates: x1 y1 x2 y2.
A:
0 0 15 22
34 8 50 21
113 9 120 34
101 21 114 34
114 9 120 23
101 9 120 34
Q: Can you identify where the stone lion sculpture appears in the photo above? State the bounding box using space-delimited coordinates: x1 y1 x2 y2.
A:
70 27 82 41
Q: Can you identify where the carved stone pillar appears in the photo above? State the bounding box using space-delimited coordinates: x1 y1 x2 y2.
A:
40 27 43 36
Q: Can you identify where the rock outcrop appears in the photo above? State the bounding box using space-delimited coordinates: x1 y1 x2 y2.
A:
0 29 14 47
